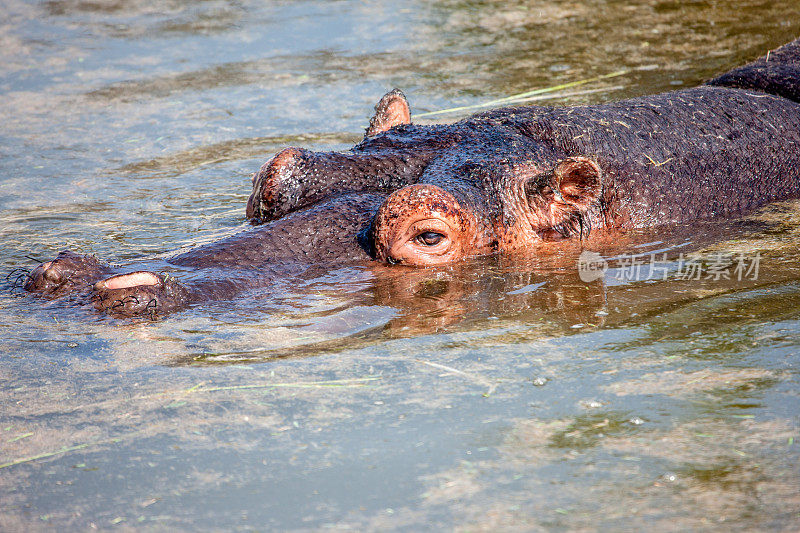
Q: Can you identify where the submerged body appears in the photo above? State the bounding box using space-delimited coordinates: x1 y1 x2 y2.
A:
24 194 381 317
24 38 800 316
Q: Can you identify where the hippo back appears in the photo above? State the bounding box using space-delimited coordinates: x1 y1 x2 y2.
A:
707 37 800 103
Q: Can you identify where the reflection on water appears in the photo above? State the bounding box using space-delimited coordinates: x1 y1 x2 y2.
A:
1 0 799 530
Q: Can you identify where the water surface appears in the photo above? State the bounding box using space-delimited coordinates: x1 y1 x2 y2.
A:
1 1 799 530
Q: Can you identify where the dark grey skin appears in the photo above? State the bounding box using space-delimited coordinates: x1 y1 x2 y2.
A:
250 38 800 266
23 193 382 317
24 38 800 316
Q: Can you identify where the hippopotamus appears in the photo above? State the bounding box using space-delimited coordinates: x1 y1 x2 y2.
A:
23 37 800 317
22 192 382 317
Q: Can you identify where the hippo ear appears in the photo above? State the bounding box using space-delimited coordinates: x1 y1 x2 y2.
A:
365 89 411 137
554 157 603 210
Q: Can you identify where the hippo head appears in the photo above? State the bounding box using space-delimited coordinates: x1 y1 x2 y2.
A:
247 90 607 266
370 154 605 266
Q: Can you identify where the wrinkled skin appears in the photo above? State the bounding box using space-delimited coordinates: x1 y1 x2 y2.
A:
23 38 800 317
250 38 800 267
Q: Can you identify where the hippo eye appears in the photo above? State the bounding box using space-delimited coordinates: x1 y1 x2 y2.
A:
415 231 444 246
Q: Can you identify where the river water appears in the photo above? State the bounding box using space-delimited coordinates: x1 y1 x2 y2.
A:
1 1 800 530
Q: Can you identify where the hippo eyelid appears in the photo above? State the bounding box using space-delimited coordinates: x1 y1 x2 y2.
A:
415 231 445 246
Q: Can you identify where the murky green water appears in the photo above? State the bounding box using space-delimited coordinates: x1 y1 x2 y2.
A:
2 1 800 530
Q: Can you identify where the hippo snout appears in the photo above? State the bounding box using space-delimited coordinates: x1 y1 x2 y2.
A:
246 147 307 221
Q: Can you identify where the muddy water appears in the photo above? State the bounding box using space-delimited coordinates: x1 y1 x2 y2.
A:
2 0 800 530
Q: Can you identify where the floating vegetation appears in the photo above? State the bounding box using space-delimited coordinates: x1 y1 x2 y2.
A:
415 70 629 118
0 436 128 470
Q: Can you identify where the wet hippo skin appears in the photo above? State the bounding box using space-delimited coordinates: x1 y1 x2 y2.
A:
24 193 383 317
24 38 800 317
250 38 800 266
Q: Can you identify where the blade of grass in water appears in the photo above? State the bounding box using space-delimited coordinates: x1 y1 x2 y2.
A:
509 85 624 104
0 435 132 470
415 70 629 118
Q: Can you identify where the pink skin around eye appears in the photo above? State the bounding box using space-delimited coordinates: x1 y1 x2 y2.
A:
372 184 489 266
382 217 461 266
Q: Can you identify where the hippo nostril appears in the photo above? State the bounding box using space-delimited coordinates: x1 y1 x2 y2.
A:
42 264 61 283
